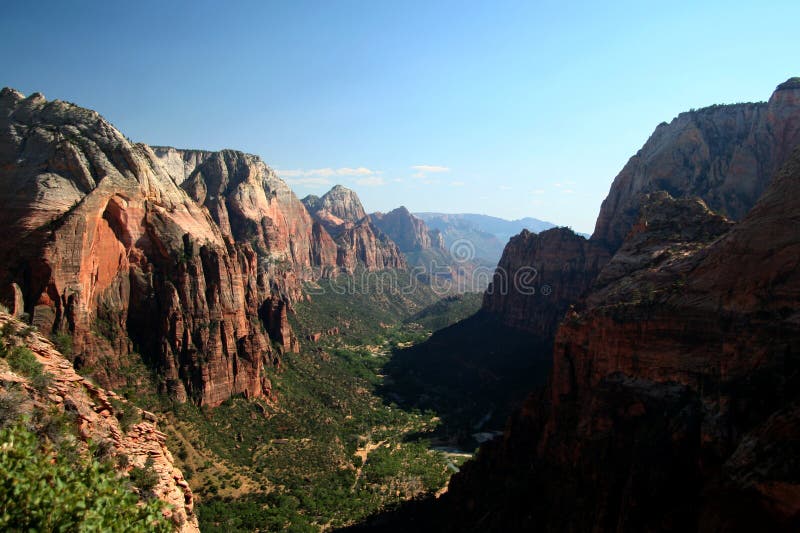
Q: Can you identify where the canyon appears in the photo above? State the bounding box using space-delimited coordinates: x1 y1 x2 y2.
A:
2 76 799 532
353 77 800 532
0 87 450 410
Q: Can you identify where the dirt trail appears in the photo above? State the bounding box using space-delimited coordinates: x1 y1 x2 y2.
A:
351 438 387 490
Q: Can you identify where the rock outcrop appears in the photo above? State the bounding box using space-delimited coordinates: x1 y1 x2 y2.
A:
370 206 445 252
436 146 800 532
483 78 800 335
154 147 340 289
0 88 337 406
354 79 800 533
353 85 800 533
482 227 611 338
303 185 406 271
593 77 800 250
302 184 367 231
0 312 198 531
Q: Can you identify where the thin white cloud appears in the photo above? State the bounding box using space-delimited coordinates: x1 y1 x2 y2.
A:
411 165 450 173
498 185 512 191
531 189 545 195
283 176 333 187
450 180 465 187
562 189 575 194
356 176 386 186
339 167 375 176
411 164 450 179
276 167 379 179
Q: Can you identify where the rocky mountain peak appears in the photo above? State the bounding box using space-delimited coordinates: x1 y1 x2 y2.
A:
318 184 367 223
370 206 444 252
775 76 800 92
592 78 800 250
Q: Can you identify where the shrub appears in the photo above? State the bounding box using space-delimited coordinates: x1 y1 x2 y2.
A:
7 345 41 376
6 345 53 393
111 398 141 432
129 457 160 497
0 421 171 532
51 331 73 358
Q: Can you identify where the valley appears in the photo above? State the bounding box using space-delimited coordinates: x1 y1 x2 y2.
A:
1 10 799 530
141 277 485 531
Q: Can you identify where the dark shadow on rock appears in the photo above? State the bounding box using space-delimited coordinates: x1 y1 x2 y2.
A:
377 310 552 448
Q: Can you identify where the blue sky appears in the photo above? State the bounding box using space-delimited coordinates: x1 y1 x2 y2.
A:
2 1 798 234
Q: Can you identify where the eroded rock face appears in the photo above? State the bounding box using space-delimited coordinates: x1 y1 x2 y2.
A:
303 185 406 271
370 206 445 253
154 147 340 295
482 78 800 338
482 227 611 338
0 89 335 405
303 184 367 228
437 148 800 532
593 78 800 250
0 313 198 531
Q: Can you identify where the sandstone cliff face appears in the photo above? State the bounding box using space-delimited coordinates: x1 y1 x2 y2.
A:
303 185 406 271
370 206 445 253
0 313 198 531
0 88 327 406
437 149 800 532
593 78 800 250
303 184 367 228
482 228 611 338
154 147 339 288
483 78 800 336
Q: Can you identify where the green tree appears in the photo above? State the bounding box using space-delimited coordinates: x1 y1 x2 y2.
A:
0 421 171 532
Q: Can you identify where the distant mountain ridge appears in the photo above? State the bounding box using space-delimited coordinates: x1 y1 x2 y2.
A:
414 212 560 263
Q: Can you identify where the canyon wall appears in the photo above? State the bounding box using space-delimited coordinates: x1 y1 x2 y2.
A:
302 185 406 271
440 146 800 531
483 78 800 337
0 312 198 530
0 88 343 405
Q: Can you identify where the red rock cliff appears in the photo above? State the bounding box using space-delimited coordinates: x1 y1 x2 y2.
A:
437 147 800 532
0 312 198 531
0 88 337 406
482 227 611 338
370 206 445 253
593 78 800 249
303 185 406 271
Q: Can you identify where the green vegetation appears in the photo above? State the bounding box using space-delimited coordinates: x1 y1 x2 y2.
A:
111 397 142 433
125 271 484 531
405 292 483 331
381 311 553 446
51 330 74 358
291 268 441 340
175 332 451 530
0 421 171 532
0 323 52 393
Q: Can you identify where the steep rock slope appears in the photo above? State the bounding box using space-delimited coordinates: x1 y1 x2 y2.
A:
0 88 328 406
594 77 800 249
435 147 800 532
303 185 406 271
0 313 198 531
371 206 445 252
154 146 339 288
303 184 367 230
370 206 495 293
482 228 611 337
483 78 800 336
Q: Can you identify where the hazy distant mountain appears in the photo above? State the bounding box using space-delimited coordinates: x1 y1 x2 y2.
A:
414 212 559 263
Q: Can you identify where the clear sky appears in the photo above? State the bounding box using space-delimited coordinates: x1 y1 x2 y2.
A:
2 1 798 234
